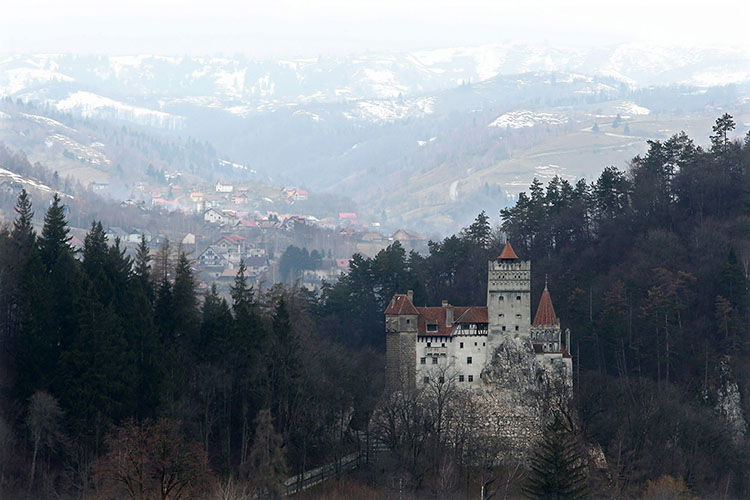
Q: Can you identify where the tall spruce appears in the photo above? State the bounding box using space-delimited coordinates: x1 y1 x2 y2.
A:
268 297 301 436
39 193 72 272
11 188 35 251
523 414 588 499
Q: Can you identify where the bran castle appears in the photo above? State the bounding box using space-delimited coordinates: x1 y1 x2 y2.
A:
384 241 573 446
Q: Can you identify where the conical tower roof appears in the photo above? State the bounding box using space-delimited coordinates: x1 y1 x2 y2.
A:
498 240 518 260
533 282 558 326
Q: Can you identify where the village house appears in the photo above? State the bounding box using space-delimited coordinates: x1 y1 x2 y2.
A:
215 182 234 193
204 208 228 225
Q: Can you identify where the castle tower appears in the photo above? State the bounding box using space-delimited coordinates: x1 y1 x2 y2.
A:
385 291 419 391
487 241 531 343
530 282 573 380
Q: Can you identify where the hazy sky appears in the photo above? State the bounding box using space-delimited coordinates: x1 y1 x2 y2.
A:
3 0 749 57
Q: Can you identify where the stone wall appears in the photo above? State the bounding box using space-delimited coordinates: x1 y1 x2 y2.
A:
385 331 416 391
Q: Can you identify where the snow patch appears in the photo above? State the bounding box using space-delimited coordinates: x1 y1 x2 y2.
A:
293 110 322 122
345 97 435 123
614 101 650 116
55 91 185 129
489 110 568 129
0 167 70 196
20 113 77 133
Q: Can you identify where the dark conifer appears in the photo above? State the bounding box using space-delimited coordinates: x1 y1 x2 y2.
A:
39 193 72 271
523 415 588 499
11 188 35 251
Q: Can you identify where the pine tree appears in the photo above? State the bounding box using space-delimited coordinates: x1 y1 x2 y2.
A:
128 237 160 418
719 248 748 314
268 297 301 436
230 261 266 464
39 193 72 271
172 252 199 349
523 414 588 499
58 280 134 438
710 113 735 152
11 188 35 252
200 285 233 362
463 210 492 248
133 235 153 301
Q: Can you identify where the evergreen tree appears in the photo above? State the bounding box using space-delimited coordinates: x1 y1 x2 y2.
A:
200 285 233 362
462 210 492 248
11 188 35 251
710 113 735 152
523 414 588 499
719 248 748 315
39 193 72 271
58 281 134 439
268 297 301 436
172 252 199 349
230 261 266 464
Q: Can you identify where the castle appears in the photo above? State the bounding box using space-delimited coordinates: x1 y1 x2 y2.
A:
385 240 572 393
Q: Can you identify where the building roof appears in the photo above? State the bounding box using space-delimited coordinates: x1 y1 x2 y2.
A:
498 240 519 260
385 294 420 315
386 293 489 336
532 284 558 326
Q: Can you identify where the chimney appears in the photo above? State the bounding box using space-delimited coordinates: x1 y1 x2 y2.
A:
443 300 454 326
407 290 414 302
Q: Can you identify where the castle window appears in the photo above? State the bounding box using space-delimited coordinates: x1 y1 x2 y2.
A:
427 324 438 333
438 376 444 383
460 342 464 348
420 358 426 365
441 343 445 347
427 342 431 347
516 296 521 300
483 342 485 346
467 357 472 364
516 314 521 318
499 296 504 301
499 313 504 318
406 319 410 324
515 325 519 331
423 377 429 384
432 357 438 365
468 375 474 382
459 375 464 382
502 326 506 331
474 342 477 346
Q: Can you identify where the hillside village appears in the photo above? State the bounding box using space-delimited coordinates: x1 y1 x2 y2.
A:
0 167 427 296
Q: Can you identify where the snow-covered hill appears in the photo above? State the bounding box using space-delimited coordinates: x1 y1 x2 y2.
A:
1 42 749 129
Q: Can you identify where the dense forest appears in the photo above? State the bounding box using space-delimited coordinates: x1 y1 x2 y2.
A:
0 114 749 498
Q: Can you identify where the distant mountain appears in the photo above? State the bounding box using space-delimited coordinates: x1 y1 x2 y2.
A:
1 43 748 233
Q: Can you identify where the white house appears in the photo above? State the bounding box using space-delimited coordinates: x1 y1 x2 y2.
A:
216 182 234 193
204 208 227 225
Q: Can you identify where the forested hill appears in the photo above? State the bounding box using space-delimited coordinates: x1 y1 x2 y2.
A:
0 115 749 498
316 114 750 496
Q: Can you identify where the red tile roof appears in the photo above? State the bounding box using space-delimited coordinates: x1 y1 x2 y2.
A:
533 284 558 326
454 306 489 324
386 294 488 336
385 294 419 315
499 240 519 260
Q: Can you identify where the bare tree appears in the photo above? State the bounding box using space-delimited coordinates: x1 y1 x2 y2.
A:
26 390 64 490
92 418 216 500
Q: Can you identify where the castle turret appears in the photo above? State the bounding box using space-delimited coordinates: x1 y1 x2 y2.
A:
385 292 419 391
487 241 531 343
530 282 563 352
532 282 558 327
